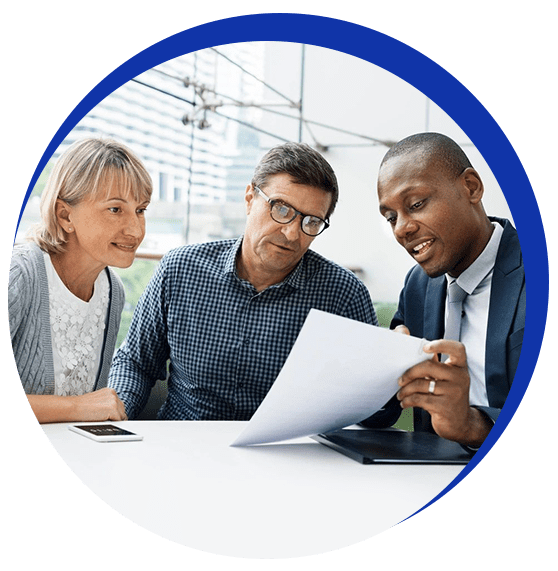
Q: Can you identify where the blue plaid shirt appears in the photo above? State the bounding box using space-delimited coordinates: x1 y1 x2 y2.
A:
109 237 377 420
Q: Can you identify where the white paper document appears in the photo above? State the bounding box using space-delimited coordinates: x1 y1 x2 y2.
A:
232 309 431 447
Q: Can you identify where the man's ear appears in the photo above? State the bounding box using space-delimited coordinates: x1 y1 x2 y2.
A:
245 184 255 214
461 168 484 204
55 199 73 232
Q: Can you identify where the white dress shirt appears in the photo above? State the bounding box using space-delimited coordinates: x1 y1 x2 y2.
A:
445 222 504 407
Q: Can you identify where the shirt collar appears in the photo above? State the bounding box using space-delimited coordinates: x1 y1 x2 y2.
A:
223 236 243 276
446 221 504 294
282 256 306 290
222 235 307 290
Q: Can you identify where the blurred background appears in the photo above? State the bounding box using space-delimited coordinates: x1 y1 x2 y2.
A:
17 41 513 346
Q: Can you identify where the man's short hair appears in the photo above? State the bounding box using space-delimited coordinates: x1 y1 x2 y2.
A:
380 132 472 179
252 142 339 219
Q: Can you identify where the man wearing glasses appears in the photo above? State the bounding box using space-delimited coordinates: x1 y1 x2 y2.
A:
109 142 377 420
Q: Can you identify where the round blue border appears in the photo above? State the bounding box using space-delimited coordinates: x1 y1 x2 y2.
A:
16 14 548 522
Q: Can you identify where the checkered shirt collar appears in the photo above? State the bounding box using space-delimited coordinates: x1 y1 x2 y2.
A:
223 235 307 290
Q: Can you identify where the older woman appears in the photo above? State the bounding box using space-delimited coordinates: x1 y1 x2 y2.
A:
9 138 152 423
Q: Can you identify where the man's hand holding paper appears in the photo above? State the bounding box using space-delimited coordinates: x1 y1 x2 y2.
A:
397 339 492 447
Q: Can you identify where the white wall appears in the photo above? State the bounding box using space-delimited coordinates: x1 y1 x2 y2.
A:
259 43 513 303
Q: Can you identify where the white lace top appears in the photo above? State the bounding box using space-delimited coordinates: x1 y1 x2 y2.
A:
43 253 110 396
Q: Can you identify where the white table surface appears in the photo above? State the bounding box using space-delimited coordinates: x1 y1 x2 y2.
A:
43 420 464 558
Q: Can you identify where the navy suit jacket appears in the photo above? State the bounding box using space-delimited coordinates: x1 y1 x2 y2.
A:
362 217 525 432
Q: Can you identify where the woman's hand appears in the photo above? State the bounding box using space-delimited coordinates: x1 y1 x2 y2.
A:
28 388 128 424
67 388 128 422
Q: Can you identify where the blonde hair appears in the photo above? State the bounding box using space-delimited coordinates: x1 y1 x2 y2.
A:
29 138 153 254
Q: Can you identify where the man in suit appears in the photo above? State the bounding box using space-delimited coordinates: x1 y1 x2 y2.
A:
363 132 525 449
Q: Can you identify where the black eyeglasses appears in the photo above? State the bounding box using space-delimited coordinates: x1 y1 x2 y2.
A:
254 186 330 237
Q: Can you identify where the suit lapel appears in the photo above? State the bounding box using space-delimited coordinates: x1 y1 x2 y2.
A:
485 220 524 404
413 275 445 432
423 276 446 340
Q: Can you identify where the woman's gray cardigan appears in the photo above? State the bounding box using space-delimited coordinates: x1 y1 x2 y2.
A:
9 243 125 395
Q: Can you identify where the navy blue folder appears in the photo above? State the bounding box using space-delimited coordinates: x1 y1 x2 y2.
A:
312 428 472 464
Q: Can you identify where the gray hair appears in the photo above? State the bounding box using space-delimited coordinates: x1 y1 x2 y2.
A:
251 142 339 219
29 138 153 254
